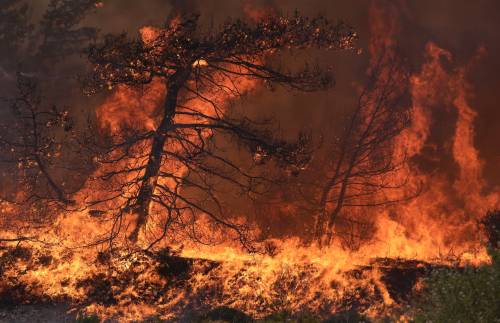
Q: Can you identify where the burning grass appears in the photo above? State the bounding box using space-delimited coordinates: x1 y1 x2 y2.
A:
0 237 493 322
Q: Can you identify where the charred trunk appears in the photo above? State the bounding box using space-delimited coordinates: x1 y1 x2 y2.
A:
129 68 190 242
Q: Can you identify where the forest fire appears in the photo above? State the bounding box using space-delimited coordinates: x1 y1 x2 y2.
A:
1 1 499 322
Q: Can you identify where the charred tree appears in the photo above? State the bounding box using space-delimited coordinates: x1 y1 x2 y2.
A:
130 68 192 242
84 13 357 246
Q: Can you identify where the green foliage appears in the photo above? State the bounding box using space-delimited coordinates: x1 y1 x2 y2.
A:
199 306 253 323
257 311 320 323
414 249 500 323
76 313 100 323
199 309 323 323
323 310 370 323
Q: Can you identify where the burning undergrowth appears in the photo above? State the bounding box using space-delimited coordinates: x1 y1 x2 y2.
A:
0 241 468 321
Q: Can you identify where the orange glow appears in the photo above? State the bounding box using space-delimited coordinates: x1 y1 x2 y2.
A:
97 80 166 133
139 26 162 45
192 59 208 67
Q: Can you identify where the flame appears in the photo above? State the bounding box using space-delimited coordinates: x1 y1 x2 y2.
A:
139 26 162 45
97 81 166 133
374 42 498 263
335 1 500 265
192 59 208 68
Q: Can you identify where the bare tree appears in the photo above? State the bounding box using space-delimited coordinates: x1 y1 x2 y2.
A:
314 54 412 246
83 13 357 247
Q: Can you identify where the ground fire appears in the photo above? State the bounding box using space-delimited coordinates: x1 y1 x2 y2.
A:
0 1 499 322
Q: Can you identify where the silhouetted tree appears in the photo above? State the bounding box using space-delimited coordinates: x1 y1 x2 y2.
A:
0 75 76 205
84 13 357 247
0 0 98 74
0 0 99 244
37 0 99 60
0 75 80 247
314 54 412 246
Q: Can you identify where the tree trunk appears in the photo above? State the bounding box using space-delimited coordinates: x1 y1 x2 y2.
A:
316 108 360 245
129 69 190 242
323 172 350 245
315 163 342 245
34 153 71 204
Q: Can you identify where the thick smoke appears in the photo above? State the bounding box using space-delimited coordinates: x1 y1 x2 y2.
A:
167 0 196 17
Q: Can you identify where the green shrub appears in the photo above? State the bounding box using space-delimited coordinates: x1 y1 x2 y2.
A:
199 306 253 323
414 250 500 323
76 313 100 323
258 310 320 323
323 310 370 323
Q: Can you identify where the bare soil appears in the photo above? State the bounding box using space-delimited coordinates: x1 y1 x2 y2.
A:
0 305 76 323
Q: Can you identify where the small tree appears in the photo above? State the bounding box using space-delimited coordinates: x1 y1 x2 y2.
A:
84 13 357 247
314 53 412 246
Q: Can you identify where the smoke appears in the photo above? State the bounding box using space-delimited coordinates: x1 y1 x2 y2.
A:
167 0 196 16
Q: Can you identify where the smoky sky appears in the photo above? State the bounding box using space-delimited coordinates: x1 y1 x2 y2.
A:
13 0 500 187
